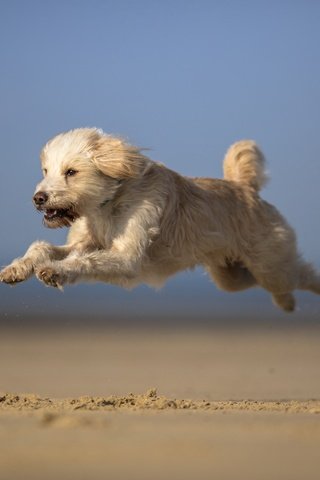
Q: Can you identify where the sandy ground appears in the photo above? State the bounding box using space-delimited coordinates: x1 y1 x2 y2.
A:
1 324 320 480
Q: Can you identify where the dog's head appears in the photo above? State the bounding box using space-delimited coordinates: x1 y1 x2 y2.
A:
33 128 151 228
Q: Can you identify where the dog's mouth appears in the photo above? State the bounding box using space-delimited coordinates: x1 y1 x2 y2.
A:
41 207 79 228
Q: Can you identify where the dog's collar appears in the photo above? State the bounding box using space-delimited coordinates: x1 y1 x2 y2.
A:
100 198 110 208
100 180 124 208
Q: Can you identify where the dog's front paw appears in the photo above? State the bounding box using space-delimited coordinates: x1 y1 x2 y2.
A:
0 259 33 285
36 266 66 289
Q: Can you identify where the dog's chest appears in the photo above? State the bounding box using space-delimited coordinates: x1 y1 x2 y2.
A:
81 214 114 250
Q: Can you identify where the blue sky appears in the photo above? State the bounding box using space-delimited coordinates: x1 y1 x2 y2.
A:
0 1 319 317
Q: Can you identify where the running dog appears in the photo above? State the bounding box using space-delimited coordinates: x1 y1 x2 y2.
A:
1 128 319 312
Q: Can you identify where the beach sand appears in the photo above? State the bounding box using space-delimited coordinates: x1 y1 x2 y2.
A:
1 324 320 479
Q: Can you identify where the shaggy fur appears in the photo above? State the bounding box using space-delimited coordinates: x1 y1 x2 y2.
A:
1 128 319 312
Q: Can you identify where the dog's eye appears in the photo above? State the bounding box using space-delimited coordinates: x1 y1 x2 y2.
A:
42 168 47 176
65 169 78 177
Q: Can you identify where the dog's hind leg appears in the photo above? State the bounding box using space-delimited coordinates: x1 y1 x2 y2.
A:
272 262 320 311
298 261 320 294
207 262 257 292
208 260 296 312
247 259 298 312
271 292 296 312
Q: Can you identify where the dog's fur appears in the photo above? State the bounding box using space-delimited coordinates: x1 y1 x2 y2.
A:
1 128 319 312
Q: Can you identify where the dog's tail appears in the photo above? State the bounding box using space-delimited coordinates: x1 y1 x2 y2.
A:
223 140 268 191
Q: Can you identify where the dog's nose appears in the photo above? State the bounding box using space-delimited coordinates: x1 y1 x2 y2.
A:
33 191 48 206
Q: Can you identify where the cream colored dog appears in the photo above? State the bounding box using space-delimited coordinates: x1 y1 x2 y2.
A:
1 128 319 312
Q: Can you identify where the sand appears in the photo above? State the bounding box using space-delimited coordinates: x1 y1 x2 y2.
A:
2 390 320 413
1 325 320 479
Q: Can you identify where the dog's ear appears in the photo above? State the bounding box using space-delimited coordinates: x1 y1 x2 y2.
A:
92 135 151 180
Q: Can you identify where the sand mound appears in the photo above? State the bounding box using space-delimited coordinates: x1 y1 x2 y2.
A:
1 389 320 414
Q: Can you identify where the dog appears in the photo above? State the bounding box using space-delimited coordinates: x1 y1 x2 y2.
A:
1 128 319 312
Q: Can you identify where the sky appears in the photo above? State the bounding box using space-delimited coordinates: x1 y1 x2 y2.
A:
0 0 319 320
